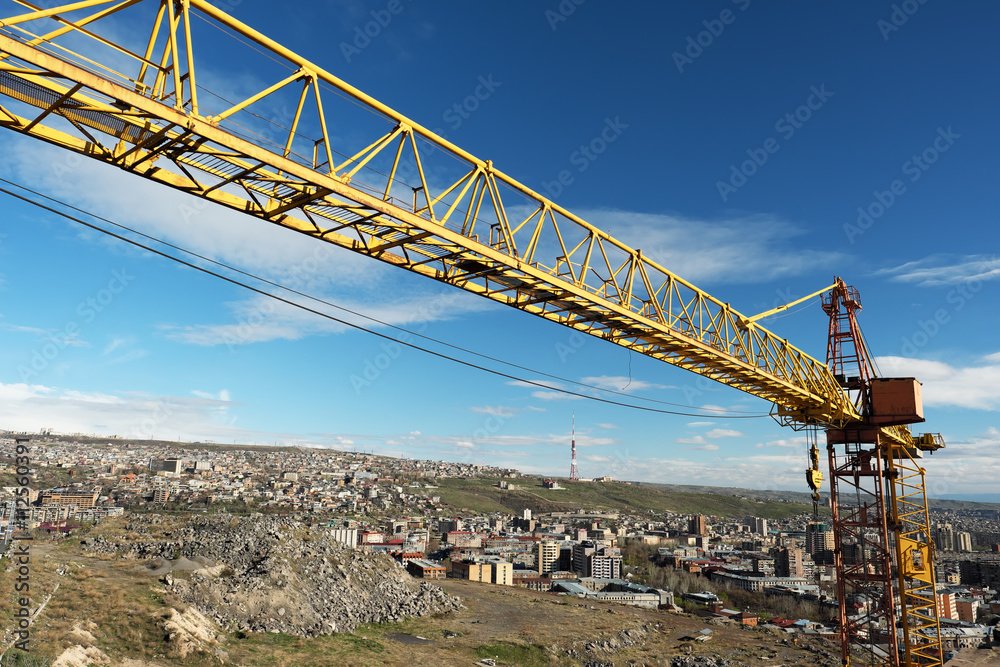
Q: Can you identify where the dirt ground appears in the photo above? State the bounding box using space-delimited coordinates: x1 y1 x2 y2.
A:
6 535 843 666
949 647 1000 665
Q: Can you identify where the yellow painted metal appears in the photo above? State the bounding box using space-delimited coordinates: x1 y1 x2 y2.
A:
885 443 944 666
746 282 838 324
0 1 863 431
0 8 946 662
806 442 823 497
0 0 937 449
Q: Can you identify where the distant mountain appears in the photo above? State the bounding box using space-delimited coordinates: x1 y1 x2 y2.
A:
630 482 1000 512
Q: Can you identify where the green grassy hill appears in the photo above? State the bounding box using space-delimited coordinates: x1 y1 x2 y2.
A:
433 477 826 519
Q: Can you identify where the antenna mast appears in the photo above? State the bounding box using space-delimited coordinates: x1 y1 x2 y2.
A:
569 412 580 481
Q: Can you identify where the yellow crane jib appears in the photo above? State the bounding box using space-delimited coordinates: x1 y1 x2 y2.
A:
0 4 949 665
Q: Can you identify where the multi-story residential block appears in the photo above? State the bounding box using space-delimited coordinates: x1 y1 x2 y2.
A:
39 488 100 508
688 515 708 536
406 559 445 579
451 560 492 583
537 540 560 575
775 547 805 578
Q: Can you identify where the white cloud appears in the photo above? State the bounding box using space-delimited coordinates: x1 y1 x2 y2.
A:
755 437 807 449
596 423 619 429
686 444 719 451
470 405 517 418
0 382 281 443
506 379 581 401
675 436 706 445
686 421 715 427
0 322 50 335
101 338 127 356
584 455 613 462
583 209 844 285
580 376 669 392
877 254 1000 287
876 355 1000 410
706 428 743 439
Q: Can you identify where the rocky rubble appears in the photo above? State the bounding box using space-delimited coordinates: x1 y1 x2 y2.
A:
86 514 463 636
582 624 652 654
669 658 745 667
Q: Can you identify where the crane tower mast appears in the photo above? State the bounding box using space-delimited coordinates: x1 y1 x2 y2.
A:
0 2 947 663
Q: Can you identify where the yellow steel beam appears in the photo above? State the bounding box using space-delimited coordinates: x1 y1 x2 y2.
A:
746 282 838 324
0 1 925 455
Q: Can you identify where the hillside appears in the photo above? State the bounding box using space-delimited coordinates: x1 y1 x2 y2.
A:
636 482 1000 513
433 477 828 520
2 515 840 666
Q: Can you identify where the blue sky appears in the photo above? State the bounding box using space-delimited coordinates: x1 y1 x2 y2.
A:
0 0 998 498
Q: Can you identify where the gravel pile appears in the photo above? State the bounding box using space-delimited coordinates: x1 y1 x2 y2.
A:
87 514 462 636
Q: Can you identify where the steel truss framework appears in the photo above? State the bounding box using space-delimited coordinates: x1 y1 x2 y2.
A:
0 3 946 664
829 437 899 667
824 277 943 667
827 434 945 667
0 0 897 431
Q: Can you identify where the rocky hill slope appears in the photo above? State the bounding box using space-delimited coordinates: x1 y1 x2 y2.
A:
85 514 462 636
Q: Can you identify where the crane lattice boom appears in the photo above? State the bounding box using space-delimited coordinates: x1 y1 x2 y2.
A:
0 0 893 434
0 2 947 664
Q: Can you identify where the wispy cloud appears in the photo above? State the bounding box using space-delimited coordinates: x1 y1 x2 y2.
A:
877 254 1000 287
706 428 743 439
101 337 127 356
755 437 807 449
580 376 670 392
0 321 50 335
675 435 706 445
470 405 517 418
585 210 845 285
506 379 581 401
